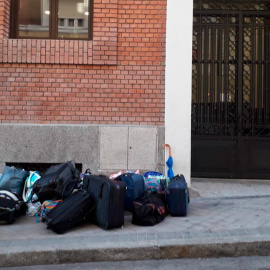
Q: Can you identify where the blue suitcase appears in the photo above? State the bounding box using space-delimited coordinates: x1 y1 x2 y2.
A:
116 173 145 211
166 174 189 216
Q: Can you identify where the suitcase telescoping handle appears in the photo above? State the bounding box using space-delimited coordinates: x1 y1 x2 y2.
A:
174 174 184 180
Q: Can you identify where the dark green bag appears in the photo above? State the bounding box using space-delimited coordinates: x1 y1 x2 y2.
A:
0 166 28 196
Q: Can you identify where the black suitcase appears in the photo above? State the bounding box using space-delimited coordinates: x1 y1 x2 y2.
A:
43 189 95 234
83 175 126 229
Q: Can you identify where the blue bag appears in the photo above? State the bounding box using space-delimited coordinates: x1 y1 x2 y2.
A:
116 173 145 211
0 166 28 196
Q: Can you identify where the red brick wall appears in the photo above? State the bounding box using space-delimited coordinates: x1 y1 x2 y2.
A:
0 0 166 125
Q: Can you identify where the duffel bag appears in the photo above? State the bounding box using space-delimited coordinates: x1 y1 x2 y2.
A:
0 190 26 224
32 161 79 203
132 192 167 226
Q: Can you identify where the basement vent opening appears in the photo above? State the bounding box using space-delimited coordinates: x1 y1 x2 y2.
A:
6 162 83 176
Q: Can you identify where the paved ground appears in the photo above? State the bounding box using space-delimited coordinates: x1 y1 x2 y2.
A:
192 178 270 198
1 178 270 267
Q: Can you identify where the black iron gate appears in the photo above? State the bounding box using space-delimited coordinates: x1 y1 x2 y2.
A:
192 0 270 179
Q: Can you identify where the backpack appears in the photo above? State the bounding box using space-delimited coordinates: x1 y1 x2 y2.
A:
0 190 26 224
22 171 41 203
32 161 79 203
132 192 167 226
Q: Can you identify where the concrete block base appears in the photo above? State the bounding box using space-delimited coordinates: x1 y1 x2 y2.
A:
0 124 165 175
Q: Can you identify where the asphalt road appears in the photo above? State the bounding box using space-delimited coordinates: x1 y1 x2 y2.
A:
3 256 270 270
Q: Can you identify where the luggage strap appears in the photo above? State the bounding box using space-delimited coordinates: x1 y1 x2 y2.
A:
0 191 19 201
0 206 15 213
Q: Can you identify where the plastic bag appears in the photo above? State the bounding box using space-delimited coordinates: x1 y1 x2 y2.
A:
110 170 140 179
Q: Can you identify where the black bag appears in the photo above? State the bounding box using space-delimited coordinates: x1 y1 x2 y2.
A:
43 189 95 234
83 174 126 229
132 192 167 226
32 161 79 203
0 190 26 224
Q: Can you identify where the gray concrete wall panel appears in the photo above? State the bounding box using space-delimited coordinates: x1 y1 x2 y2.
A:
0 124 99 174
99 126 128 170
128 127 157 171
0 124 165 175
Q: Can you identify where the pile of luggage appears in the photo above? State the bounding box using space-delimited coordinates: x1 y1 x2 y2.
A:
0 161 190 234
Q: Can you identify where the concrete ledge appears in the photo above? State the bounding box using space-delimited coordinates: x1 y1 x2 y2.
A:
2 240 270 267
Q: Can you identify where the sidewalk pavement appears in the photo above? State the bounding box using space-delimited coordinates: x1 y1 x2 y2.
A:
1 179 270 267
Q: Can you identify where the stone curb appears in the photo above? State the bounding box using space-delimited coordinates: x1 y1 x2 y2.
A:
1 240 270 267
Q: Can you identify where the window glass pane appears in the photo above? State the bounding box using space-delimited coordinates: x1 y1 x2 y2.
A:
58 0 89 39
18 0 50 38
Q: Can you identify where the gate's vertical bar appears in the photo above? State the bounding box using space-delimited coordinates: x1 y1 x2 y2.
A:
258 18 262 128
210 22 216 128
224 14 229 136
204 23 209 126
237 12 243 176
198 15 203 134
251 16 256 136
218 21 223 130
265 20 269 128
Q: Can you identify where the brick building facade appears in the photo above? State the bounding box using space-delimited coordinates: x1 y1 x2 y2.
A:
0 0 166 125
0 0 193 184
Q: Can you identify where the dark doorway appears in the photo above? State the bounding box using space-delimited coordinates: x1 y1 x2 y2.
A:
192 0 270 179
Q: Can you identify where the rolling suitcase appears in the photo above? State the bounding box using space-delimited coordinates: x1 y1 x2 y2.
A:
166 174 190 216
115 173 144 211
43 189 95 234
83 175 126 229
